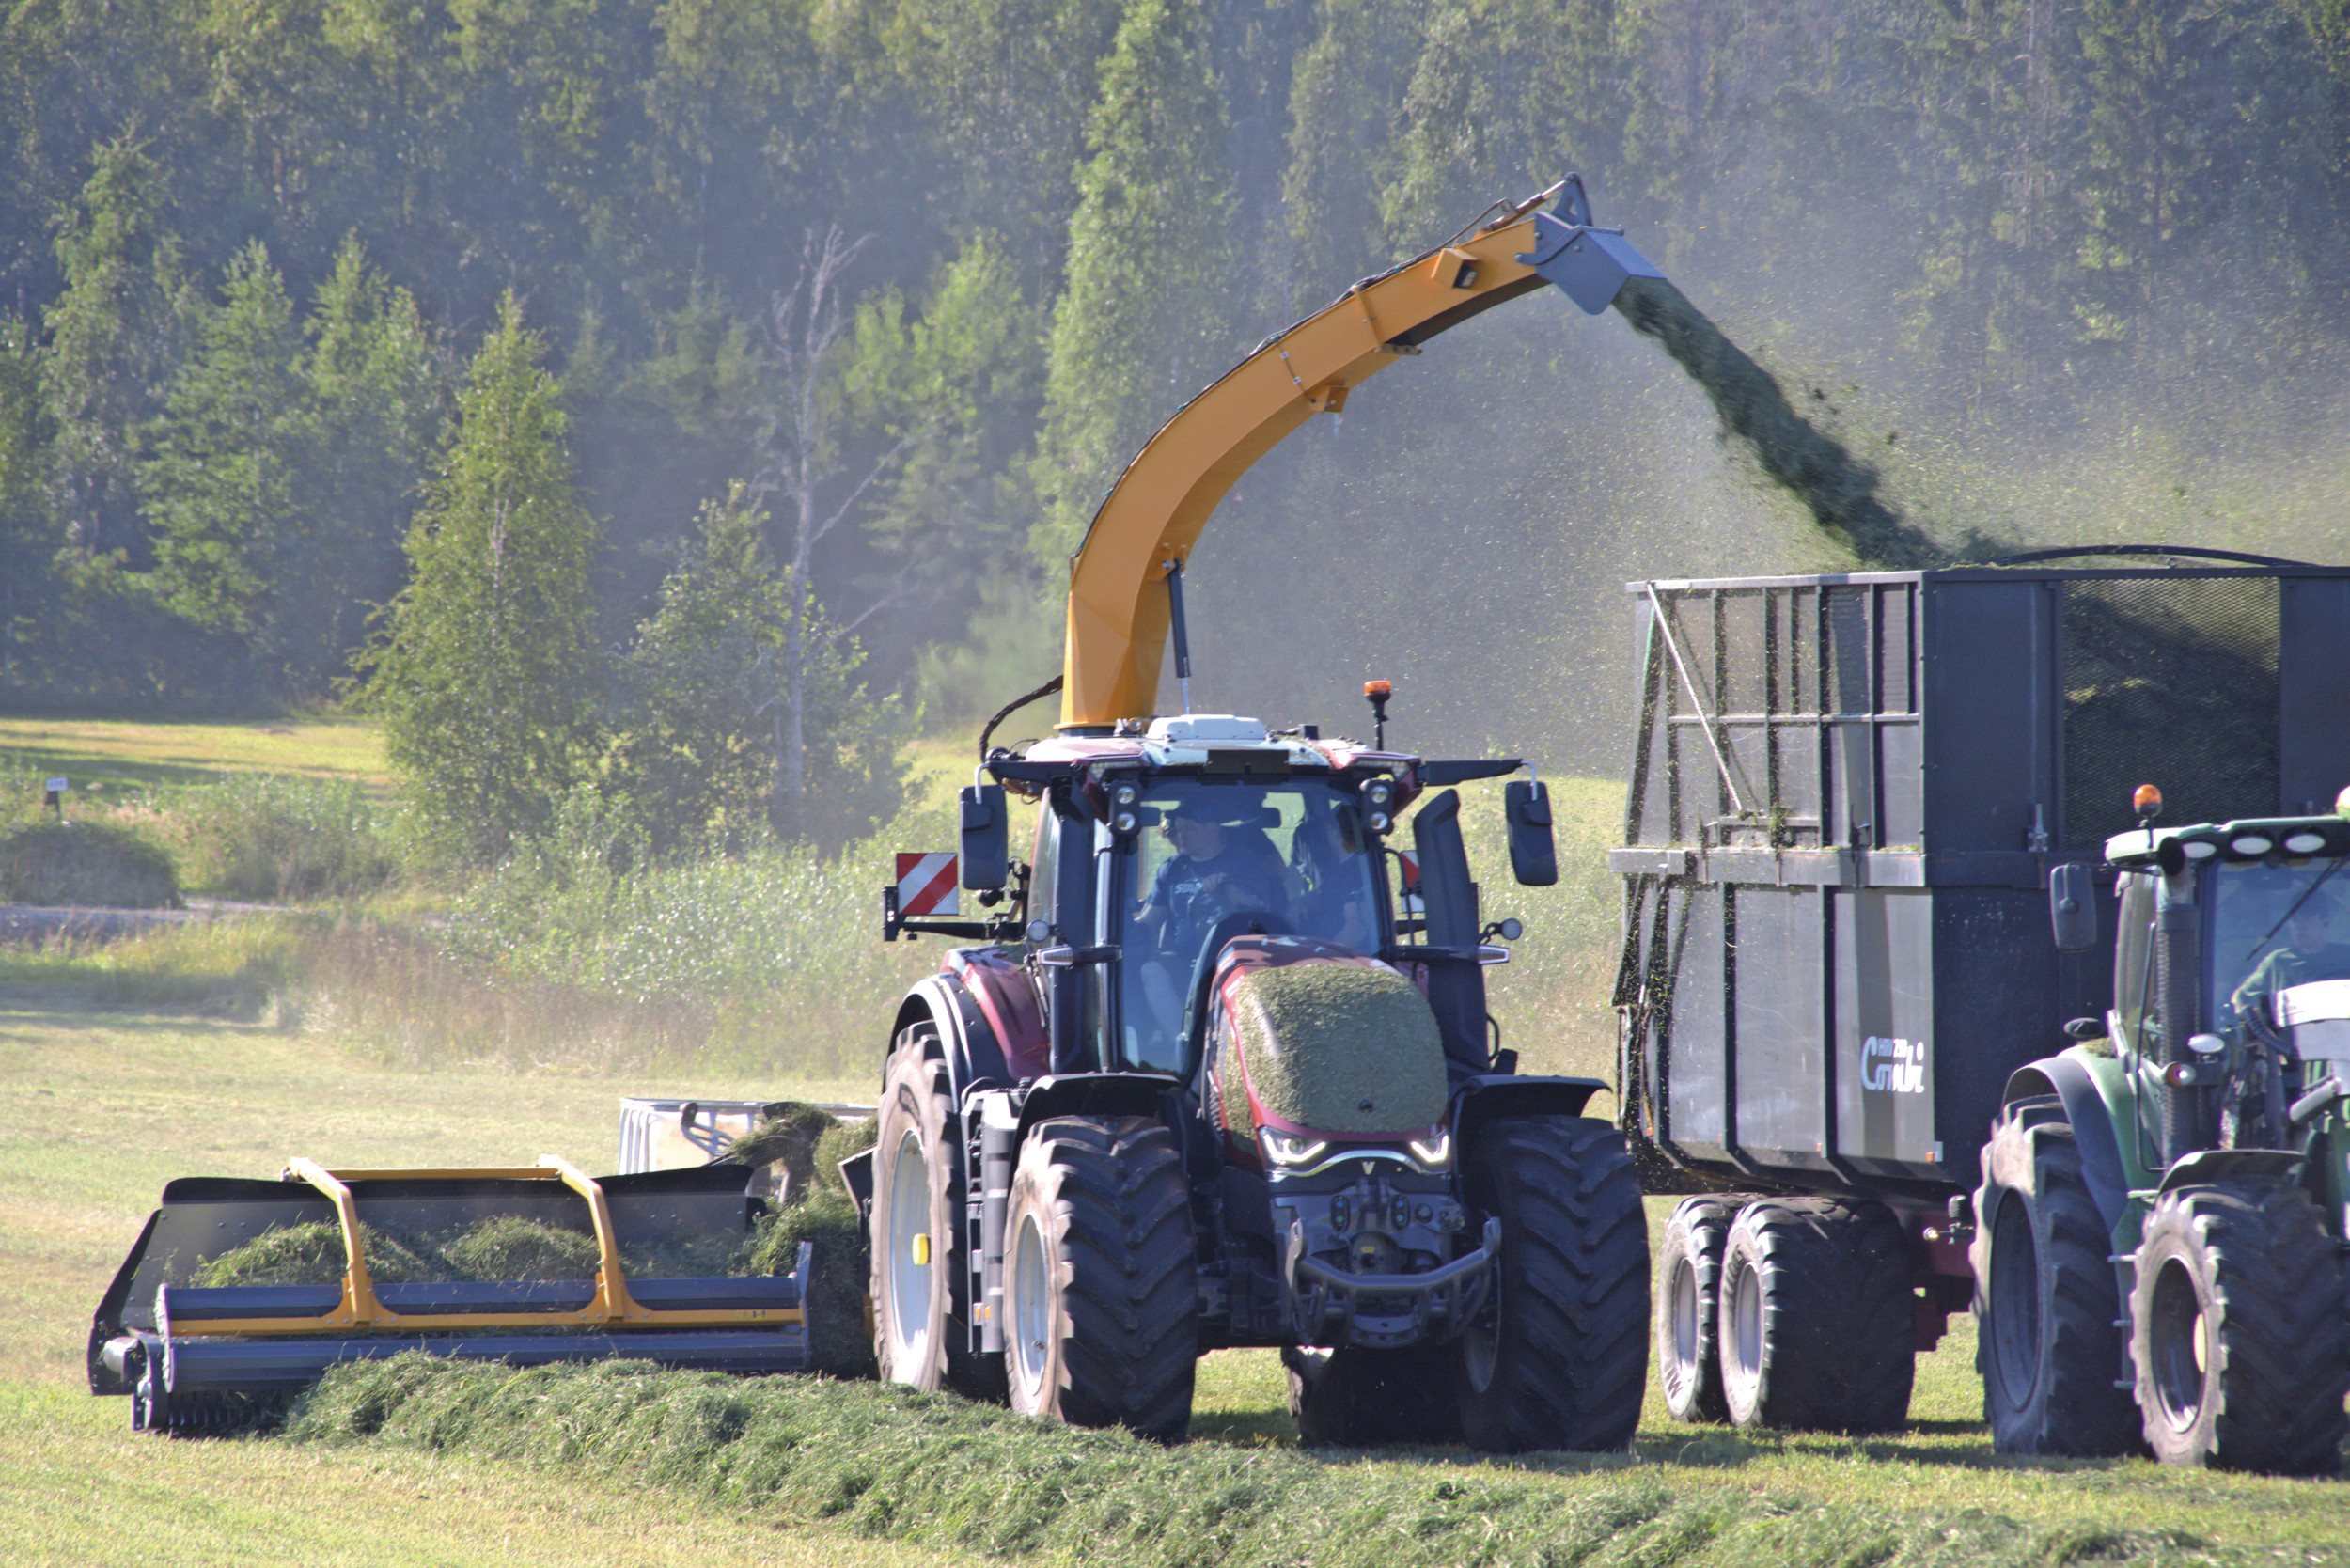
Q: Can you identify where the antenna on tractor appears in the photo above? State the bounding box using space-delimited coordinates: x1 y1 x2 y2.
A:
1163 557 1194 714
1365 680 1392 750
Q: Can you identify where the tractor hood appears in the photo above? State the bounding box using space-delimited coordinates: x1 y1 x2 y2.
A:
1206 937 1448 1146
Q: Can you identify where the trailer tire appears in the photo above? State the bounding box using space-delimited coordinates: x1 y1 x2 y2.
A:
1453 1117 1650 1453
2131 1179 2349 1475
1287 1344 1463 1447
1003 1115 1197 1441
1656 1196 1735 1423
871 1026 1001 1400
1717 1197 1914 1433
1970 1096 2137 1456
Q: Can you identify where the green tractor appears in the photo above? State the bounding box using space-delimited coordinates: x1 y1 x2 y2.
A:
1973 784 2350 1473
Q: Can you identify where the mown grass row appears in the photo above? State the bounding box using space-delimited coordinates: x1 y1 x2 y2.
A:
285 1358 2232 1568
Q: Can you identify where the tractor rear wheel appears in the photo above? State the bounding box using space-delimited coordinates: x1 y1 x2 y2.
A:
1717 1197 1913 1433
870 1026 1001 1400
2130 1179 2348 1475
1002 1115 1197 1440
1655 1196 1735 1423
1452 1116 1649 1453
1970 1096 2137 1455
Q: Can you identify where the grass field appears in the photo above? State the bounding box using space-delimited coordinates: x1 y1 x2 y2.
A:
0 713 390 798
3 714 2348 1563
8 995 2350 1565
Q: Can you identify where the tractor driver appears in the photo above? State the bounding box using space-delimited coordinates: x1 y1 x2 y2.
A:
1134 798 1288 951
1126 797 1289 1065
2232 883 2350 1024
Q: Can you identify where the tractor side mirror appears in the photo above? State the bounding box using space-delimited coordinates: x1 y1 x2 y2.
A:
2050 861 2098 952
961 784 1008 890
1504 780 1558 886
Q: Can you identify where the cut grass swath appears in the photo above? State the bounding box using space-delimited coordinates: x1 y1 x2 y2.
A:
285 1357 2224 1568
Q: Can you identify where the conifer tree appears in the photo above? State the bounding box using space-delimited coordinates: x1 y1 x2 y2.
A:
364 293 601 864
140 240 317 692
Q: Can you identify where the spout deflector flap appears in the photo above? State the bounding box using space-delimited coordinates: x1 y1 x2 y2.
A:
1518 213 1664 314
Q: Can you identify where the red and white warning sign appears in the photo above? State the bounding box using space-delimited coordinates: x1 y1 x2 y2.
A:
895 852 960 917
1396 849 1423 912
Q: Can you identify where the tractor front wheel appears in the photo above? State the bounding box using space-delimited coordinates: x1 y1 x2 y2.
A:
1002 1115 1197 1440
1452 1116 1649 1453
2131 1179 2347 1475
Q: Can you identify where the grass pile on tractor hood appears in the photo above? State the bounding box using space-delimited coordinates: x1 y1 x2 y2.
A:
1610 277 1946 572
1228 964 1446 1135
284 1356 2215 1568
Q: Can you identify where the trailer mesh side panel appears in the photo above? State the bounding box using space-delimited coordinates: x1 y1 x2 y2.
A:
2062 576 2280 851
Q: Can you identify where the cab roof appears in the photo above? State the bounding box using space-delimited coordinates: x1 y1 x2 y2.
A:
2107 815 2350 869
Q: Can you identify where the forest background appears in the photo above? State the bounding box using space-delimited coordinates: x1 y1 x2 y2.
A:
2 0 2349 873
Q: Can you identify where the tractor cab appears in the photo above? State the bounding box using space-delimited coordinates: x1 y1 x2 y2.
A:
935 712 1549 1086
2083 798 2350 1165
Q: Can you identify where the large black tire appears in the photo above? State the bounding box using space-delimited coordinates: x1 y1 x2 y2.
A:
1453 1116 1650 1453
1002 1115 1198 1440
1970 1096 2138 1455
1287 1344 1463 1447
1655 1196 1734 1423
870 1026 1001 1400
1717 1197 1914 1433
2130 1179 2349 1475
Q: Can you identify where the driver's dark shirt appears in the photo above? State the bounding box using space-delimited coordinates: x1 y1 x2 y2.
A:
1146 839 1283 945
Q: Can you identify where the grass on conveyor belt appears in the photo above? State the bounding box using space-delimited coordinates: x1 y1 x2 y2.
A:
196 1105 880 1376
283 1356 2226 1568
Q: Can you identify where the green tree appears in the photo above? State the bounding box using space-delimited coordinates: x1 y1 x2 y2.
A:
0 319 56 680
306 235 446 662
1030 0 1238 566
139 239 319 691
39 133 186 558
610 481 905 855
364 292 602 864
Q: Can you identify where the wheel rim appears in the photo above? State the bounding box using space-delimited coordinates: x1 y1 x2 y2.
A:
1463 1277 1501 1392
1728 1260 1762 1386
1012 1209 1051 1398
885 1127 932 1370
2148 1255 2210 1433
1669 1256 1701 1375
1986 1191 2043 1412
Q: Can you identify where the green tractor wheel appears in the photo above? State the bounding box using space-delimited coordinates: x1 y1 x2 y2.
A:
2130 1179 2348 1475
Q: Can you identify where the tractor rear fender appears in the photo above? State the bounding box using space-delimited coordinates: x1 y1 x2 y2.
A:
1451 1074 1610 1152
1998 1049 2139 1235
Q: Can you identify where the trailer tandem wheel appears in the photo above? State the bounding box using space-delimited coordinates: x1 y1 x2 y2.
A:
1969 1096 2138 1456
2131 1179 2349 1475
1453 1117 1649 1453
871 1026 1001 1400
1002 1115 1197 1441
1655 1196 1736 1423
1717 1198 1913 1433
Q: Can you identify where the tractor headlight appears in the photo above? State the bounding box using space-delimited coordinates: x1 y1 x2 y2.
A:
1360 777 1396 835
1405 1128 1451 1170
1258 1128 1330 1168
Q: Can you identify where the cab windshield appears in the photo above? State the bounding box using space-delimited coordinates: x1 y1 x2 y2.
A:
1113 777 1382 1073
2211 857 2350 1027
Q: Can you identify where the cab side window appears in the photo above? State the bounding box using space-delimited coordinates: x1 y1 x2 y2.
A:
1027 805 1058 935
2114 870 2155 1049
